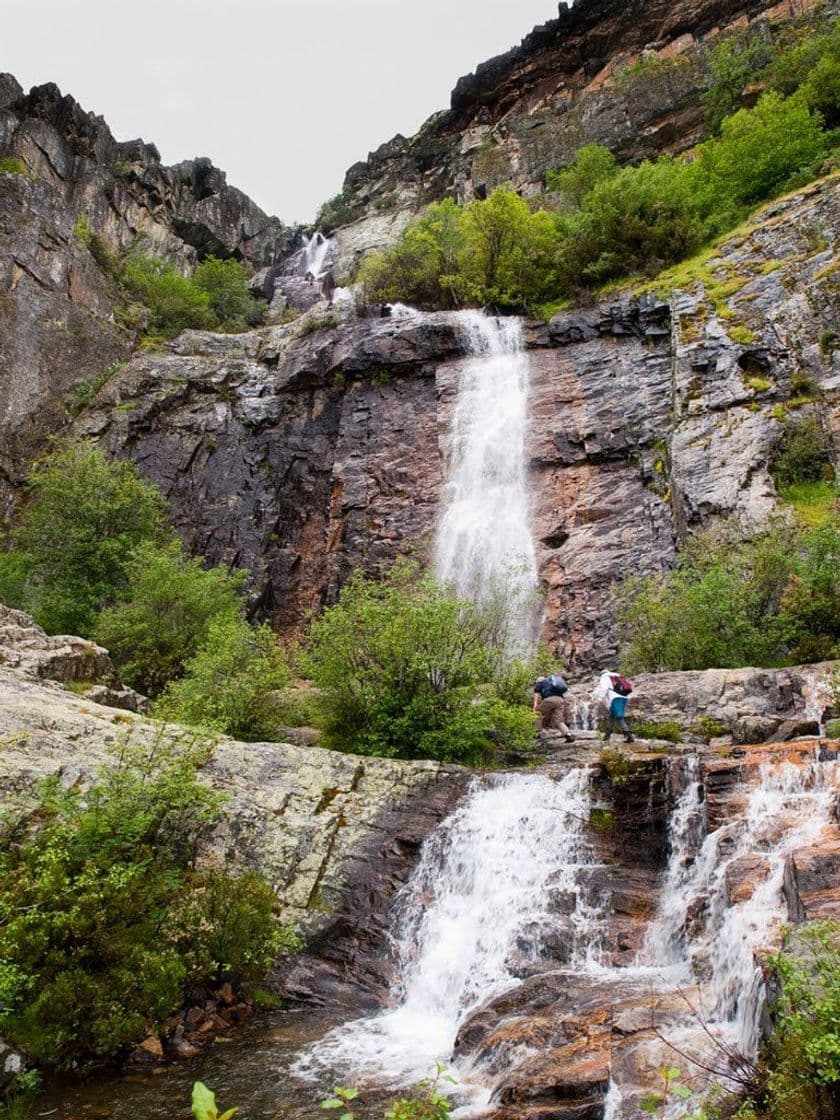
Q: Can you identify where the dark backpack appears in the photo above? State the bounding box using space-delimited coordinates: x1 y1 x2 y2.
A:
611 674 633 696
548 674 568 697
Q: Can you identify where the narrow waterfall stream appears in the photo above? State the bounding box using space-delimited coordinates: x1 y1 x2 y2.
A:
434 311 539 650
293 770 598 1101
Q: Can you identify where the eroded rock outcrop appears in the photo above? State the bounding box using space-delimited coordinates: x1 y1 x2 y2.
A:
0 657 464 944
0 76 293 512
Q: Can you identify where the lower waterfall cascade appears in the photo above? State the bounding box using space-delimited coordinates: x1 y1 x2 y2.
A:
292 749 840 1118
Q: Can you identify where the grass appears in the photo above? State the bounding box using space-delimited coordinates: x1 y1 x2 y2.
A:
0 155 34 179
729 324 757 345
534 298 571 321
632 719 683 743
744 375 773 393
778 479 838 527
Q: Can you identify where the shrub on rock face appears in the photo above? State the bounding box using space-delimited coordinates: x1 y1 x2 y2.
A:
618 521 840 672
154 618 290 741
301 562 535 764
193 256 263 331
0 739 293 1070
94 541 248 696
121 254 215 335
5 442 168 637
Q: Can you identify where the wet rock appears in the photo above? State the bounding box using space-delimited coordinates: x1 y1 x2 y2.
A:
0 1039 24 1096
495 1035 610 1111
726 853 772 903
785 840 840 920
132 1035 164 1062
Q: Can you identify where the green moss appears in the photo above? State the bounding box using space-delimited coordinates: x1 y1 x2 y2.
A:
600 747 634 785
0 156 34 178
744 375 772 393
825 718 840 739
535 298 571 322
760 258 785 274
692 715 728 740
632 719 683 743
778 479 838 527
729 324 758 345
589 807 616 834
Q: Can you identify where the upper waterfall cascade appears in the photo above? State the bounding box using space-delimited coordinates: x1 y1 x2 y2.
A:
435 311 539 650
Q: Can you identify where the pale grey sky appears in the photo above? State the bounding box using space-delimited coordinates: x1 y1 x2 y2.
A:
6 0 561 223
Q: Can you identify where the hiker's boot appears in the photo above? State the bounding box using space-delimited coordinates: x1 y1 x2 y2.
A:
624 733 635 743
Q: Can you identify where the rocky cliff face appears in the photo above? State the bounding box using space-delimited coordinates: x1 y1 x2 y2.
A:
331 0 836 274
0 75 294 513
68 175 839 667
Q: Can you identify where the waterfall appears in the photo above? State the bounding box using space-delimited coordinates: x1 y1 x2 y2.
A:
300 231 332 279
435 311 539 651
293 770 597 1094
639 756 706 969
639 754 838 1074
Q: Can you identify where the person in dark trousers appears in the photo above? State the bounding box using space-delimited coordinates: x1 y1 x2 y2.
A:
533 675 574 741
597 670 635 743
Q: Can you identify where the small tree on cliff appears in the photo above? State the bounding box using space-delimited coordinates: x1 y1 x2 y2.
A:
301 562 535 764
6 441 168 636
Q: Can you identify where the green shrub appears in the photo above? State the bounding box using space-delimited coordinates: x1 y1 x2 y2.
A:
755 922 840 1118
316 185 359 233
5 442 168 636
771 414 835 490
618 521 840 672
193 256 262 330
154 618 290 741
301 562 535 763
632 719 683 743
0 739 293 1071
121 254 214 335
0 156 34 179
94 540 247 696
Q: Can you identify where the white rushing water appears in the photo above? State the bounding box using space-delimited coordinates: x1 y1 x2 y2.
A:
435 311 539 651
300 231 333 279
293 770 596 1094
634 752 839 1108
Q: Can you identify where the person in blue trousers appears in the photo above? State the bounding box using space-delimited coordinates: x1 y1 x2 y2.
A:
597 670 635 743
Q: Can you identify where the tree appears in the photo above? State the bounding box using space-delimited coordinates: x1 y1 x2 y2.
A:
301 562 535 763
94 540 247 696
9 442 168 636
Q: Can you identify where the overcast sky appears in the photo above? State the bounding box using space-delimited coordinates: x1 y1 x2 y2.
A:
6 0 560 224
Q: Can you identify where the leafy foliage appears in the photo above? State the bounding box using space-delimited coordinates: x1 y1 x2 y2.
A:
193 256 263 330
357 42 837 312
94 540 247 696
154 618 290 741
121 253 215 335
192 1081 238 1120
618 521 840 672
5 442 168 636
0 738 294 1070
771 413 835 491
302 562 536 763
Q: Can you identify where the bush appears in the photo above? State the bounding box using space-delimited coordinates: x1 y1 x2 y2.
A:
193 256 263 330
0 739 293 1070
154 618 290 741
754 922 840 1118
771 413 835 490
94 540 247 696
696 91 826 207
301 562 535 763
618 521 840 672
6 442 168 636
121 254 215 335
316 185 359 233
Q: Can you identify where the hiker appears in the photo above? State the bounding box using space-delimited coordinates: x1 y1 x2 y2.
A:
533 674 574 742
596 670 635 743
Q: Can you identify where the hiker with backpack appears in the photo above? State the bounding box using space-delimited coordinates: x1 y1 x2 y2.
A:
597 670 635 744
533 674 575 741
